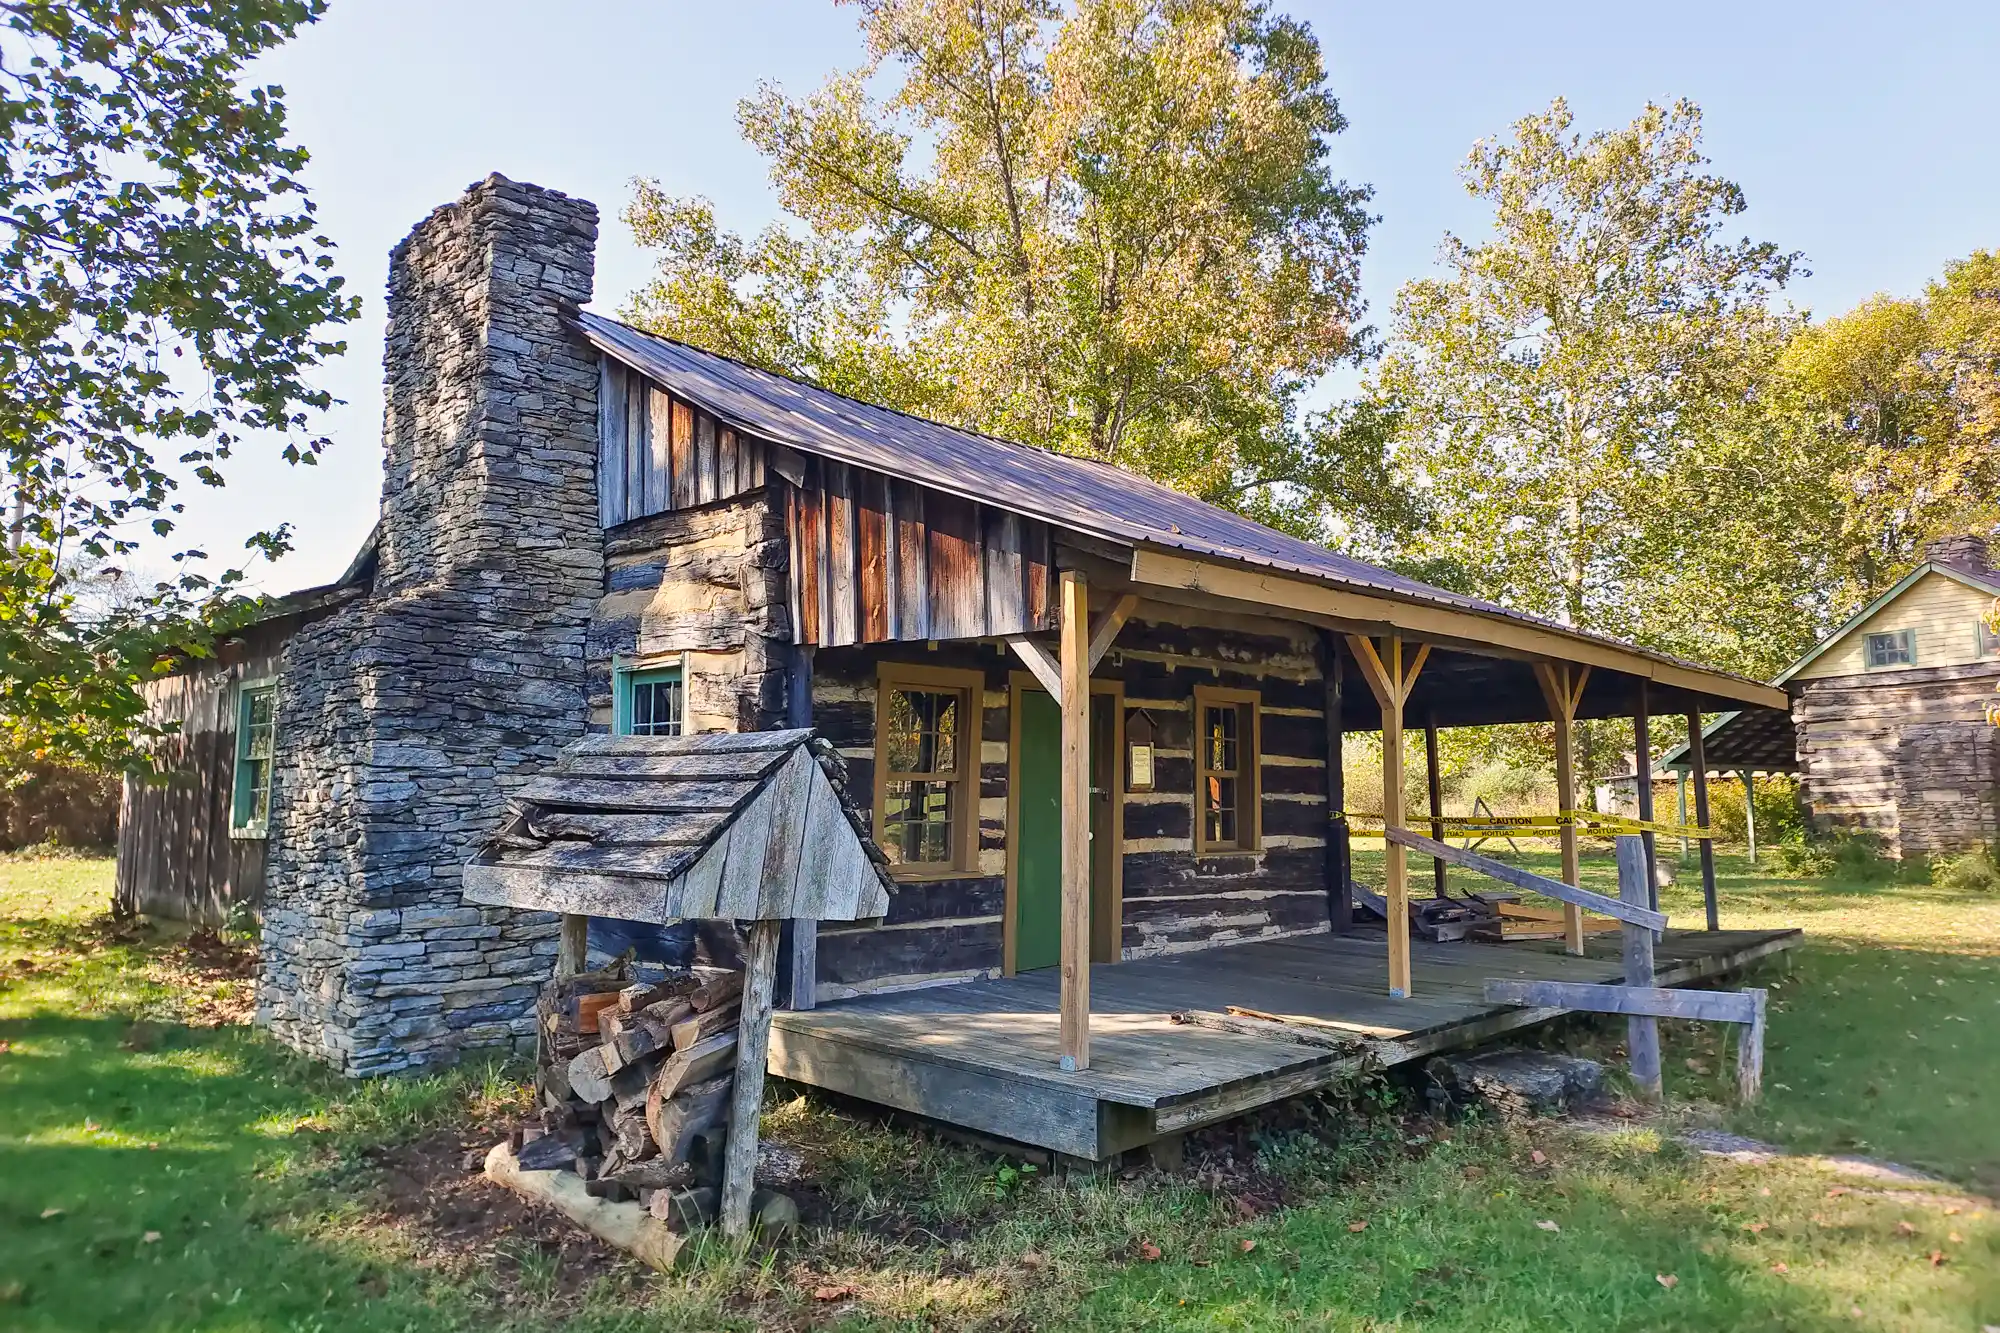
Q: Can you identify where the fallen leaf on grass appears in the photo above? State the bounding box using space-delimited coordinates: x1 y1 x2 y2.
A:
0 1281 23 1304
38 1208 61 1220
1949 1231 1964 1244
0 1041 11 1056
1656 1273 1679 1289
1535 1220 1561 1233
1827 1187 1850 1198
142 1231 160 1244
1895 1221 1918 1237
1928 1250 1947 1267
1943 1205 1961 1216
1770 1262 1789 1275
1530 1149 1547 1165
1018 1251 1046 1271
1347 1220 1369 1233
1239 1239 1257 1253
1137 1241 1162 1262
1742 1222 1768 1234
1683 1059 1709 1074
811 1284 854 1302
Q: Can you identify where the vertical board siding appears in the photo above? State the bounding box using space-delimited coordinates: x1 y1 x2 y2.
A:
597 357 774 527
786 464 1056 648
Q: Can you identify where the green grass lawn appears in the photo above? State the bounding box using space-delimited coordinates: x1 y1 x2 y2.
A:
2 848 1995 1331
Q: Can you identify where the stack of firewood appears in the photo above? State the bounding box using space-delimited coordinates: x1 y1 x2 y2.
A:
515 962 749 1229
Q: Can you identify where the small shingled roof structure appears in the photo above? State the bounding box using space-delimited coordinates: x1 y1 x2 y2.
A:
1661 709 1800 776
462 730 892 925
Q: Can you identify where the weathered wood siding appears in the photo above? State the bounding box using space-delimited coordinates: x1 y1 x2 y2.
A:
597 359 768 527
787 454 1055 648
1793 661 2000 858
807 606 1333 1000
114 625 292 925
588 491 791 735
1795 570 2000 680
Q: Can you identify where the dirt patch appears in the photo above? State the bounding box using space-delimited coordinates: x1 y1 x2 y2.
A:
357 1128 650 1307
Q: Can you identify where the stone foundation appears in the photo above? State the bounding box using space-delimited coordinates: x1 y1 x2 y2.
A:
258 176 604 1075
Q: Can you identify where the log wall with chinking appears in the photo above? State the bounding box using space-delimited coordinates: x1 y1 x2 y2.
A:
806 606 1333 999
1793 660 2000 858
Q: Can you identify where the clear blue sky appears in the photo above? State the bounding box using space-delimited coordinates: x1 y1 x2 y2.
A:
176 0 2000 592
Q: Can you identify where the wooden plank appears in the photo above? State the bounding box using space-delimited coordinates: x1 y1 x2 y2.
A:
858 470 891 643
513 776 759 813
718 425 740 497
599 360 627 526
893 478 929 641
1024 520 1052 630
1534 661 1587 955
626 370 648 518
1321 631 1351 933
495 841 704 881
462 863 673 922
695 411 719 505
558 749 793 781
670 398 696 510
567 730 808 757
1059 570 1092 1072
984 508 1027 636
1382 827 1669 931
722 918 781 1237
1482 979 1760 1024
713 770 778 919
926 491 984 641
1086 593 1138 671
1618 834 1662 1103
1737 988 1767 1103
792 480 822 644
754 750 814 919
647 385 673 517
826 462 859 647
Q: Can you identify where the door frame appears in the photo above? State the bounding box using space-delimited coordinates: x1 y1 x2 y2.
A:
1003 670 1124 976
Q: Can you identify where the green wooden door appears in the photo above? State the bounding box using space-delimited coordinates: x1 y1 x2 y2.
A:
1014 689 1063 972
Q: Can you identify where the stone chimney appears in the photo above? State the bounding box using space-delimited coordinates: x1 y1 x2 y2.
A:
1924 532 1995 575
259 177 604 1075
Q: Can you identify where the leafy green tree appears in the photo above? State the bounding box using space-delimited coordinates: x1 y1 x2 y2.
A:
1376 98 1801 652
626 0 1408 542
0 0 352 769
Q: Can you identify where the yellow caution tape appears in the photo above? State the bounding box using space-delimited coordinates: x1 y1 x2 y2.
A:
1332 810 1711 840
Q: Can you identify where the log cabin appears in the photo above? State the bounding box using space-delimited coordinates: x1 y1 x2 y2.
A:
1663 533 2000 860
113 176 1796 1116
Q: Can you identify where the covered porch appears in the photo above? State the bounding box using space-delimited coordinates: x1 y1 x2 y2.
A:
770 923 1800 1162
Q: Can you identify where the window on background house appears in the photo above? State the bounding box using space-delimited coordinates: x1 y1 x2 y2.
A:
874 666 982 875
230 681 277 837
1978 619 2000 658
1863 629 1916 669
615 663 684 736
1193 686 1260 854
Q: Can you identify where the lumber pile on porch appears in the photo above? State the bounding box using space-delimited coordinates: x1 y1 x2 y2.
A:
498 959 797 1246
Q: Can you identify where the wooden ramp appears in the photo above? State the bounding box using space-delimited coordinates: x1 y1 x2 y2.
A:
768 927 1799 1161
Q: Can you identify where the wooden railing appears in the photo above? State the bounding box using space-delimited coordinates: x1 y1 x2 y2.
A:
1382 825 1667 933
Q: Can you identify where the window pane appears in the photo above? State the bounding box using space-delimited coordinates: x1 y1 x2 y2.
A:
882 778 955 866
1203 705 1239 775
630 676 683 736
1205 774 1238 847
886 689 959 774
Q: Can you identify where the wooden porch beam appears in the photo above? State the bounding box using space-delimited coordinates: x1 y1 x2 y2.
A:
1688 713 1718 929
1006 634 1063 705
1633 680 1659 912
1086 593 1139 672
1345 633 1428 998
1424 715 1446 898
1533 661 1590 956
1058 571 1092 1070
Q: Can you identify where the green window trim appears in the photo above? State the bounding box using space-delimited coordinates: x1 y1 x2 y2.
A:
230 679 278 838
614 659 685 737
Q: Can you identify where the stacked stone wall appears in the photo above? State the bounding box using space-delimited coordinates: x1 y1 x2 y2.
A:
258 176 604 1075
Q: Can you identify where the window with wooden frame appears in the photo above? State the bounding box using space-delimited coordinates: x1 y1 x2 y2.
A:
1863 628 1916 669
613 659 685 736
1193 686 1260 854
874 664 983 876
1978 618 2000 658
230 680 278 838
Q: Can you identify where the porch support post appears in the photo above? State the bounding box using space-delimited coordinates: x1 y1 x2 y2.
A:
1425 715 1447 898
1346 634 1430 998
1741 770 1758 865
1677 771 1690 861
1534 662 1591 956
1633 680 1659 912
557 915 588 977
1319 631 1351 932
1687 712 1718 930
1058 570 1092 1070
783 643 817 1010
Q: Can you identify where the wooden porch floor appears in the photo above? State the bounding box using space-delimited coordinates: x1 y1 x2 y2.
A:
768 927 1801 1161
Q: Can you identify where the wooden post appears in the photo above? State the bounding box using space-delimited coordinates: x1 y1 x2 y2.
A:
1736 987 1767 1103
557 914 588 977
1058 570 1092 1070
1677 771 1690 861
784 643 817 1011
1617 835 1662 1103
720 916 781 1238
1687 713 1718 930
1534 663 1590 955
1425 716 1447 898
1741 770 1758 865
1633 681 1658 912
1347 634 1428 998
1321 631 1351 932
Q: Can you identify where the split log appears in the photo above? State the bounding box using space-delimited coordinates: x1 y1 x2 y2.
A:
600 1012 673 1074
652 1031 738 1102
567 1045 614 1104
668 1002 740 1052
688 968 744 1013
484 1141 685 1272
647 1074 733 1161
575 991 623 1035
649 1185 718 1232
516 1133 578 1172
605 1158 694 1194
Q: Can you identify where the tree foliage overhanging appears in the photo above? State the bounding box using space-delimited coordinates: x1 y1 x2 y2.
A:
0 0 353 772
624 0 1415 545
